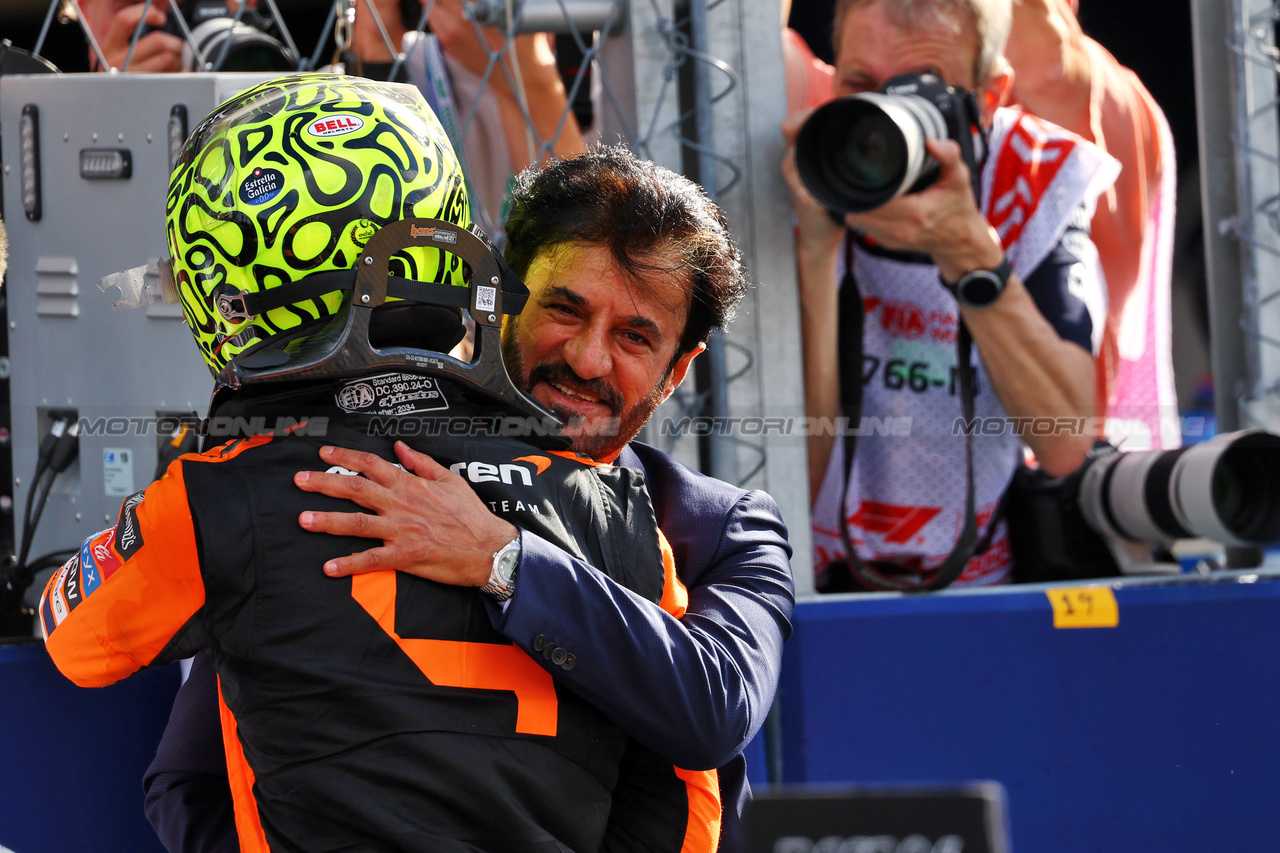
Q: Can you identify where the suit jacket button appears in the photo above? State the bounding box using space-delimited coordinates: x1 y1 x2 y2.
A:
532 634 546 651
561 653 576 671
551 648 568 666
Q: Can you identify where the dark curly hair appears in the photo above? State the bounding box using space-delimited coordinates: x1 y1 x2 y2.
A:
503 145 748 358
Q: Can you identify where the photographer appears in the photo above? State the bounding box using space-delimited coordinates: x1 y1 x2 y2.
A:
782 0 1118 590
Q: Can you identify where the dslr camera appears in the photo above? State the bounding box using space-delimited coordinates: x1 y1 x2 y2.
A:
795 72 983 215
150 0 297 73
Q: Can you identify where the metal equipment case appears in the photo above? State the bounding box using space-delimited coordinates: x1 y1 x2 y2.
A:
1 73 274 605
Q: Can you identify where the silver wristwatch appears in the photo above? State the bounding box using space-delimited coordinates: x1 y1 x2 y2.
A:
481 536 521 602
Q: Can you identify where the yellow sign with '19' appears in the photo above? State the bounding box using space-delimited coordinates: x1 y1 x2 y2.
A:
1046 586 1120 628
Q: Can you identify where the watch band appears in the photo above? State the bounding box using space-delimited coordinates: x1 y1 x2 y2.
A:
481 536 521 602
943 255 1012 309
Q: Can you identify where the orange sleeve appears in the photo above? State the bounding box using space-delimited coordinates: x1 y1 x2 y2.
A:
655 528 721 852
675 766 722 853
218 681 272 853
657 529 688 619
41 460 205 687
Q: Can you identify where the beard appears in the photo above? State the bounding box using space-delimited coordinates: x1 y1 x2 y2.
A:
502 321 670 461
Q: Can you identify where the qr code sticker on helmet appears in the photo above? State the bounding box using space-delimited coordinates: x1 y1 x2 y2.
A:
476 286 497 313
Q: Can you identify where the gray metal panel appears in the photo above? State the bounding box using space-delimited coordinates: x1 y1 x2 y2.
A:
1193 0 1246 432
600 0 683 172
702 0 813 591
1228 0 1280 432
0 73 270 579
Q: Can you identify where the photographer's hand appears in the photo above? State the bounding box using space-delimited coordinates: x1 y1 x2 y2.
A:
294 443 518 585
844 137 1005 280
781 108 845 262
86 1 184 73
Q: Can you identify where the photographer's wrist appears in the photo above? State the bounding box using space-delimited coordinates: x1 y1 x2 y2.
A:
935 223 1005 284
796 227 843 265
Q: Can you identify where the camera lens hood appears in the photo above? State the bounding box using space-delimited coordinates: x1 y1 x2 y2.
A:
1079 430 1280 547
795 91 948 215
183 17 297 73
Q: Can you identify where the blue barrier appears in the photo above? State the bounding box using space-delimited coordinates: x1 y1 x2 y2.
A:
1 642 180 853
778 571 1280 851
12 570 1280 852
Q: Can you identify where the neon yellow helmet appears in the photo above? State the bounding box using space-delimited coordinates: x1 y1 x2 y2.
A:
165 73 470 379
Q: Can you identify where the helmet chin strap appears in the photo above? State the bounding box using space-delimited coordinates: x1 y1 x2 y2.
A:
217 218 561 429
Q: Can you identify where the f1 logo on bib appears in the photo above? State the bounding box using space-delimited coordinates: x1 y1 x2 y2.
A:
307 115 365 138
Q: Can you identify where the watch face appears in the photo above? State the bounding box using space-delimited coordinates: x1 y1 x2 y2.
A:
495 541 521 580
959 270 1002 307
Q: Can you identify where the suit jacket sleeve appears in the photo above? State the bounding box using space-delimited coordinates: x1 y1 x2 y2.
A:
143 651 240 853
490 447 795 771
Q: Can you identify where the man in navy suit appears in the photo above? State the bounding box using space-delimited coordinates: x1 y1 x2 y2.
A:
144 146 795 853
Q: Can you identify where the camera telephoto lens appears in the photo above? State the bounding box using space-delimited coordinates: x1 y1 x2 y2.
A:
795 90 947 215
186 18 297 73
832 108 906 193
1079 430 1280 548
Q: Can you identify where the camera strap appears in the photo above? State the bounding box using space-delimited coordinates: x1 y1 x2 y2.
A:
835 234 980 592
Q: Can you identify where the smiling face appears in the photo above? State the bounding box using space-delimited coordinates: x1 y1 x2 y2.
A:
501 242 703 462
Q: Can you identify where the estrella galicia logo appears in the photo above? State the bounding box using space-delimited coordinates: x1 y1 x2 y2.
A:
115 491 146 559
239 167 284 206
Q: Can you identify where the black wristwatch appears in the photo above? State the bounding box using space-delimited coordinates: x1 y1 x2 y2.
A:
943 255 1012 309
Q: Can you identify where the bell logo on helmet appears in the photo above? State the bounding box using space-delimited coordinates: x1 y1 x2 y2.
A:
306 115 365 138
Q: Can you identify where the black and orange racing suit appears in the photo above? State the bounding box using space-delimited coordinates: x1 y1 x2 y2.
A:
41 380 717 852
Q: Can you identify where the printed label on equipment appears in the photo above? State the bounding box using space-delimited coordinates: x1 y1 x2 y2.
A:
103 448 135 497
335 372 450 416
